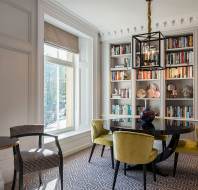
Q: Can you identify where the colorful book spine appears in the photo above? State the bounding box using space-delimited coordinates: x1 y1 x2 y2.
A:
111 44 131 56
166 106 193 118
166 51 193 65
137 70 159 80
166 35 193 49
166 66 193 79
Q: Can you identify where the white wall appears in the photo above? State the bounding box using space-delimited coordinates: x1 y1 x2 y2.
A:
0 0 101 183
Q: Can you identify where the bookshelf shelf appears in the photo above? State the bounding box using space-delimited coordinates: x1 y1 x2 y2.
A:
166 98 193 101
109 114 132 119
111 67 131 71
136 98 160 100
111 80 131 82
110 98 131 100
165 78 194 80
136 79 160 82
164 117 194 121
166 64 194 68
111 53 131 58
166 47 193 52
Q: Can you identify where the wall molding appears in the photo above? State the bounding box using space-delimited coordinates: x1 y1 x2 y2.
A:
0 0 32 43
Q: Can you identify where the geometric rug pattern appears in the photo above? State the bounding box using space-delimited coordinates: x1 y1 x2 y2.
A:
5 146 198 190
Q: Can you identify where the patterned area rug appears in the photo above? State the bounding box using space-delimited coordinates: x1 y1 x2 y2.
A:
5 146 198 190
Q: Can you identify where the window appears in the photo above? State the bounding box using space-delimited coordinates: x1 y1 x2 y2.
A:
44 44 75 133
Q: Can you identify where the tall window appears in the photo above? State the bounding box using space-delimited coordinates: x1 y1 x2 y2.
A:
44 44 75 133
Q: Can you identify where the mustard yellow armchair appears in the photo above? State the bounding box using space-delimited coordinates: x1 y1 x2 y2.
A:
173 127 198 177
112 131 158 190
88 119 114 169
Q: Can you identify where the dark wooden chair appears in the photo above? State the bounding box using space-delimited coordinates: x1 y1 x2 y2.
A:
10 124 63 190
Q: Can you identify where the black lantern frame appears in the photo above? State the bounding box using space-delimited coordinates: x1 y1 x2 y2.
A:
132 31 165 70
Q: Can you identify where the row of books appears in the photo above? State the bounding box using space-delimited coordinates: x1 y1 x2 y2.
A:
137 70 159 80
166 51 193 65
166 35 193 49
166 106 193 118
165 66 193 79
112 104 132 115
112 71 131 81
111 44 131 56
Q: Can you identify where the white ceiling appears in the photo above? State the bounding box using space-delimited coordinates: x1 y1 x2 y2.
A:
54 0 198 40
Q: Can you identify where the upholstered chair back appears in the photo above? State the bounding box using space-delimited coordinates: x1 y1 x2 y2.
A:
10 125 44 138
113 131 155 164
91 120 108 142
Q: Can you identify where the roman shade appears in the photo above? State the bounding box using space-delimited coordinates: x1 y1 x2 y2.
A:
44 22 79 53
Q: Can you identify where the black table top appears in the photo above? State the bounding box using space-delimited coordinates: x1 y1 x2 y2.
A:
109 118 196 136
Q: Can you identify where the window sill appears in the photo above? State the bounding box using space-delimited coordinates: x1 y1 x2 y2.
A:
44 128 91 144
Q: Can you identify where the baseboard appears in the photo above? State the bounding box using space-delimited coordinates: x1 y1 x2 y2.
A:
63 143 92 157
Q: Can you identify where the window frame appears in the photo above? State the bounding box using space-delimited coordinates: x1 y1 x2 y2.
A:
44 44 76 134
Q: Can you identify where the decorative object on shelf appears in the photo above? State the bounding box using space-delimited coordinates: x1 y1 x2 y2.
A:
140 105 155 123
137 89 146 98
132 0 165 70
141 122 155 132
147 83 160 98
167 83 177 98
124 58 131 67
181 85 193 98
112 88 130 99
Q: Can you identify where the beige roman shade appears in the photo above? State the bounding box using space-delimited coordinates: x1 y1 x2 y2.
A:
44 22 79 53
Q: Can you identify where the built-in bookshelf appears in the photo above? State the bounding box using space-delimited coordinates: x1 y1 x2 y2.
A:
110 43 132 118
105 29 197 121
165 33 194 120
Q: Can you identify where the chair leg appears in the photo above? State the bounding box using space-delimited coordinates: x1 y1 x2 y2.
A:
39 171 42 187
152 161 156 182
11 169 17 190
101 145 105 157
124 163 127 176
173 152 179 177
162 140 166 151
143 165 147 190
88 143 96 163
59 157 64 190
110 146 114 169
18 170 23 190
112 160 120 190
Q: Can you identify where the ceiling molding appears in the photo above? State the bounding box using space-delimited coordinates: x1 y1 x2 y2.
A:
100 15 198 42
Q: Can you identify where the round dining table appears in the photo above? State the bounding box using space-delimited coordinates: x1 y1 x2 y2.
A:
109 118 196 175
